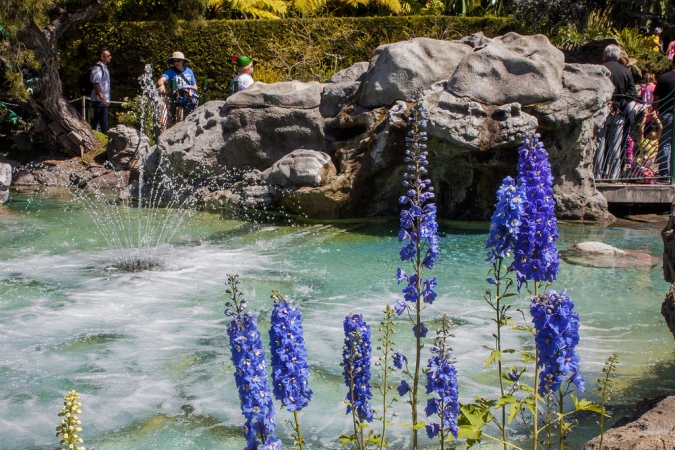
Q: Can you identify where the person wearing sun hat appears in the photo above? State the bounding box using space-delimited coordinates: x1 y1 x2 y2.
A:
230 55 255 93
157 51 198 117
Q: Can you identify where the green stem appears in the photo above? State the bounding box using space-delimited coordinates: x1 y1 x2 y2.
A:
558 390 563 450
380 338 389 450
495 260 507 450
412 196 423 450
350 368 363 450
533 283 539 450
293 410 304 450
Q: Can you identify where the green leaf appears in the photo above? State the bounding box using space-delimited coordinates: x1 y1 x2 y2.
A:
508 403 520 423
495 394 517 408
519 384 535 394
337 434 356 447
571 394 607 416
484 350 502 368
520 352 536 362
413 421 426 430
513 325 532 332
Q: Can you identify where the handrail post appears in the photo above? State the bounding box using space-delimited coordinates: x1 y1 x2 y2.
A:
81 96 86 122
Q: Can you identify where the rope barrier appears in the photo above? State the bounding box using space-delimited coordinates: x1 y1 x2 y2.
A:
67 96 124 105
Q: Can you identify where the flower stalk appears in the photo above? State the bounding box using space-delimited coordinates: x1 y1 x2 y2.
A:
56 390 85 450
395 88 440 450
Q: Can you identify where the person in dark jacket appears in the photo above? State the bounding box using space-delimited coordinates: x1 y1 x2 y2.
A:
594 44 637 180
654 57 675 178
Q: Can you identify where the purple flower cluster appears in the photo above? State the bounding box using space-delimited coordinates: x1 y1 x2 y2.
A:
486 176 526 263
269 296 312 412
395 96 439 317
512 133 560 289
424 323 459 440
530 290 584 395
342 313 373 423
227 312 281 450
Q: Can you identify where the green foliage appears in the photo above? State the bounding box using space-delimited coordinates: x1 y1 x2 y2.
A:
59 15 513 100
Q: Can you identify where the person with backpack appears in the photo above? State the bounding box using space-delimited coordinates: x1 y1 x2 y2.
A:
157 52 198 120
89 48 112 133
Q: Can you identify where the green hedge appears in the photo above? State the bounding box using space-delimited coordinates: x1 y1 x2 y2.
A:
60 16 514 101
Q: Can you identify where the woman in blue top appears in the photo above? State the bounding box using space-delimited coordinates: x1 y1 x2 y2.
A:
157 52 198 117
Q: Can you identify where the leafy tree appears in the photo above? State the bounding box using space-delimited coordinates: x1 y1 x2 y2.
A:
0 0 109 154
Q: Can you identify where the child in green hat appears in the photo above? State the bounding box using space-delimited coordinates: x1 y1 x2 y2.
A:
230 56 255 92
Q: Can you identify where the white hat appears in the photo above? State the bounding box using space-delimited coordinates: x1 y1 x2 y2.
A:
167 51 190 65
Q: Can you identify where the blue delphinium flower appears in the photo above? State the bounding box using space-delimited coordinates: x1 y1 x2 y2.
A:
225 275 280 450
269 292 312 412
227 311 280 450
343 313 373 424
486 176 526 262
512 133 560 290
425 314 459 441
396 93 439 317
530 289 584 395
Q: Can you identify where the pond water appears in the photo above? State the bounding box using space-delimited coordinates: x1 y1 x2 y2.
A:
0 190 673 449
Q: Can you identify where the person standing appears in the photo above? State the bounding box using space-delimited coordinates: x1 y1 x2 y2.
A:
157 52 198 118
654 58 675 178
90 48 112 134
594 44 637 180
230 56 255 92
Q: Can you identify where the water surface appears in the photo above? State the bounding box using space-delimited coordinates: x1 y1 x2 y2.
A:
0 191 673 449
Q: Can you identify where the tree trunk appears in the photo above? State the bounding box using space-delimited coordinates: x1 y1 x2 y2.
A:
18 4 106 155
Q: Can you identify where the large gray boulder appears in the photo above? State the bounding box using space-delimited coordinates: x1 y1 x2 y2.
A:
356 37 472 108
107 125 152 171
330 62 369 83
151 33 615 221
262 150 336 187
0 162 11 204
155 101 227 175
584 396 675 449
447 33 565 106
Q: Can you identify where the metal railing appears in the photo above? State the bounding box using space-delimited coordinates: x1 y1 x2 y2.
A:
593 88 675 185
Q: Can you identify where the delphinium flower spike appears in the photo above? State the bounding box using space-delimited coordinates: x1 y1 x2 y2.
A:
395 88 440 450
484 175 526 449
530 289 584 396
56 390 85 450
342 313 373 450
511 133 560 292
424 314 459 450
269 290 312 449
225 274 281 450
530 289 584 449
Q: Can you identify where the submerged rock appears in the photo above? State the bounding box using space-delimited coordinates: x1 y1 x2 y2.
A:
151 32 615 221
562 241 660 268
584 396 675 449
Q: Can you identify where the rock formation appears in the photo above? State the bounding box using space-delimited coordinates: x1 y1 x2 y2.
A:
584 396 675 449
0 161 11 204
149 32 615 220
661 207 675 340
107 125 152 171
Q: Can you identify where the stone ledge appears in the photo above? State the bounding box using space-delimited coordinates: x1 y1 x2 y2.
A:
596 183 675 204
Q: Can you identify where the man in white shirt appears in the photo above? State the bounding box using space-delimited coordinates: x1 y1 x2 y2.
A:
90 48 112 133
231 56 255 92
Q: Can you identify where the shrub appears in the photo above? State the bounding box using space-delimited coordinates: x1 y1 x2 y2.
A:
59 16 514 101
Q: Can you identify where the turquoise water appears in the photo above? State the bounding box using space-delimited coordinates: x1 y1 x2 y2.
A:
0 190 673 449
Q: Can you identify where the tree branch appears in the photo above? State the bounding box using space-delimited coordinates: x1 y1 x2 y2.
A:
43 0 109 43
